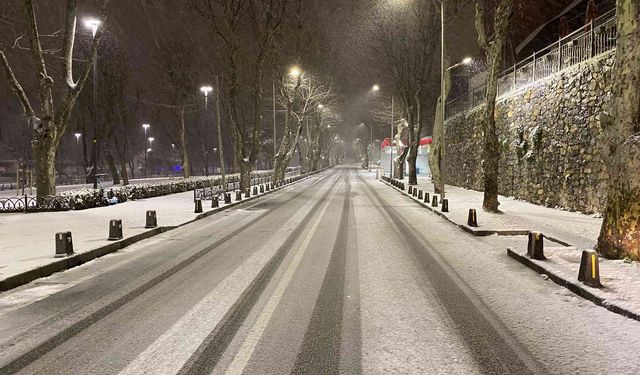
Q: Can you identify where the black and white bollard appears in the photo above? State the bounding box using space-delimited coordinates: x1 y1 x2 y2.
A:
55 232 74 257
527 231 545 260
441 199 449 212
260 185 265 193
424 192 430 204
211 196 219 208
253 186 258 195
245 189 251 198
578 250 601 288
224 193 232 204
194 199 203 213
431 195 438 207
108 219 123 241
467 209 478 227
145 210 157 228
408 186 413 195
236 191 242 201
412 187 417 197
418 190 423 200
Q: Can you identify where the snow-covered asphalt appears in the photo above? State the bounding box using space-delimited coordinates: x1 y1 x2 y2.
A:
0 166 639 374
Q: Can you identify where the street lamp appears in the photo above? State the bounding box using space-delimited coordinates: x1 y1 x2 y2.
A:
372 84 394 178
289 66 302 78
142 124 150 178
74 132 81 144
171 143 176 176
84 17 102 189
440 56 472 198
200 85 213 176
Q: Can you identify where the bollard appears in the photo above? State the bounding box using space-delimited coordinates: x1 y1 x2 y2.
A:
265 183 270 192
55 232 74 257
145 210 157 228
412 188 417 197
260 185 264 193
401 183 405 190
211 196 219 208
108 219 123 241
442 199 449 212
408 186 413 195
418 190 423 200
527 232 545 260
245 189 251 198
253 186 258 195
467 209 478 227
578 250 602 288
224 193 232 204
424 192 430 204
194 199 203 214
236 191 242 201
431 195 438 207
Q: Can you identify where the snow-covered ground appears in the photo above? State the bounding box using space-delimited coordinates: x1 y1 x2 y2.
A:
394 176 640 320
0 188 259 285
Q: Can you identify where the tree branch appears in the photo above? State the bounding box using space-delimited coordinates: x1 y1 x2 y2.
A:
0 50 34 117
475 1 489 51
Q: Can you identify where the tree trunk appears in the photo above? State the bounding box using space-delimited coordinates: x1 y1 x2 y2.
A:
120 160 129 185
128 160 135 179
240 160 252 190
597 0 640 260
33 138 56 197
475 0 512 213
105 149 120 185
179 107 191 178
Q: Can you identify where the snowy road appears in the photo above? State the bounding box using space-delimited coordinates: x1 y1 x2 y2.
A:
0 166 639 374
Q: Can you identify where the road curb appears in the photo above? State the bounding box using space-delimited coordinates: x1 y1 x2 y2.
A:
0 172 323 292
507 248 640 323
379 179 569 244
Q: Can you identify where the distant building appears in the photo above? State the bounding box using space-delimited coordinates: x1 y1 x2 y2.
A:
379 137 432 177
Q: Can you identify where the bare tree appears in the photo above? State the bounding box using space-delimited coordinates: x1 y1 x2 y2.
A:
366 0 439 183
272 72 335 180
474 0 513 212
0 0 109 198
192 0 289 189
597 0 640 260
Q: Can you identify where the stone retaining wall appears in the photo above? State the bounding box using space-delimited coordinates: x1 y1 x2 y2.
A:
444 53 614 214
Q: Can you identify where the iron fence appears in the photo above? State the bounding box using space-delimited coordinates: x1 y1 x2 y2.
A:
446 9 617 119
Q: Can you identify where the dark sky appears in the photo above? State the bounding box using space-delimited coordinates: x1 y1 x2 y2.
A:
0 0 601 162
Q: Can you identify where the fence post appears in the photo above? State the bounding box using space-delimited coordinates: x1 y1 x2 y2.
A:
532 51 537 81
589 20 594 58
24 194 28 213
557 39 562 72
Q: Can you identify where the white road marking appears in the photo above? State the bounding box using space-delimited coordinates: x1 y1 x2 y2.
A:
223 184 339 375
118 188 325 375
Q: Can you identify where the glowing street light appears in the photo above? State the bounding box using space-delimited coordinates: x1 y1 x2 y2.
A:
74 132 82 144
200 86 213 97
372 84 380 92
83 18 101 37
462 57 473 65
289 66 302 78
148 137 155 146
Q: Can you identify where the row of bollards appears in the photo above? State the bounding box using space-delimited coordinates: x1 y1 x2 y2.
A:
525 231 601 287
55 210 159 258
54 176 308 258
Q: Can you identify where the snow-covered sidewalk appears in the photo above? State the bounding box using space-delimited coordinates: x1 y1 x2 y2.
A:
413 179 601 249
0 185 272 290
385 176 640 321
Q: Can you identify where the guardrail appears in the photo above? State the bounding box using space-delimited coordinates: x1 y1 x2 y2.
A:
447 9 617 119
193 169 301 201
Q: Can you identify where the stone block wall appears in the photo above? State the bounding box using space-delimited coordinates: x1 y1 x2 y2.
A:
444 53 614 214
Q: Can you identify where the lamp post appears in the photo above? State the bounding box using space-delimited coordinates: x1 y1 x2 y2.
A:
142 124 150 178
148 137 155 177
74 132 82 179
84 18 101 189
372 84 394 178
171 143 176 177
200 85 213 176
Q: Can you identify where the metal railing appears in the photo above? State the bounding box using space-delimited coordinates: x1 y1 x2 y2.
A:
447 9 617 119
